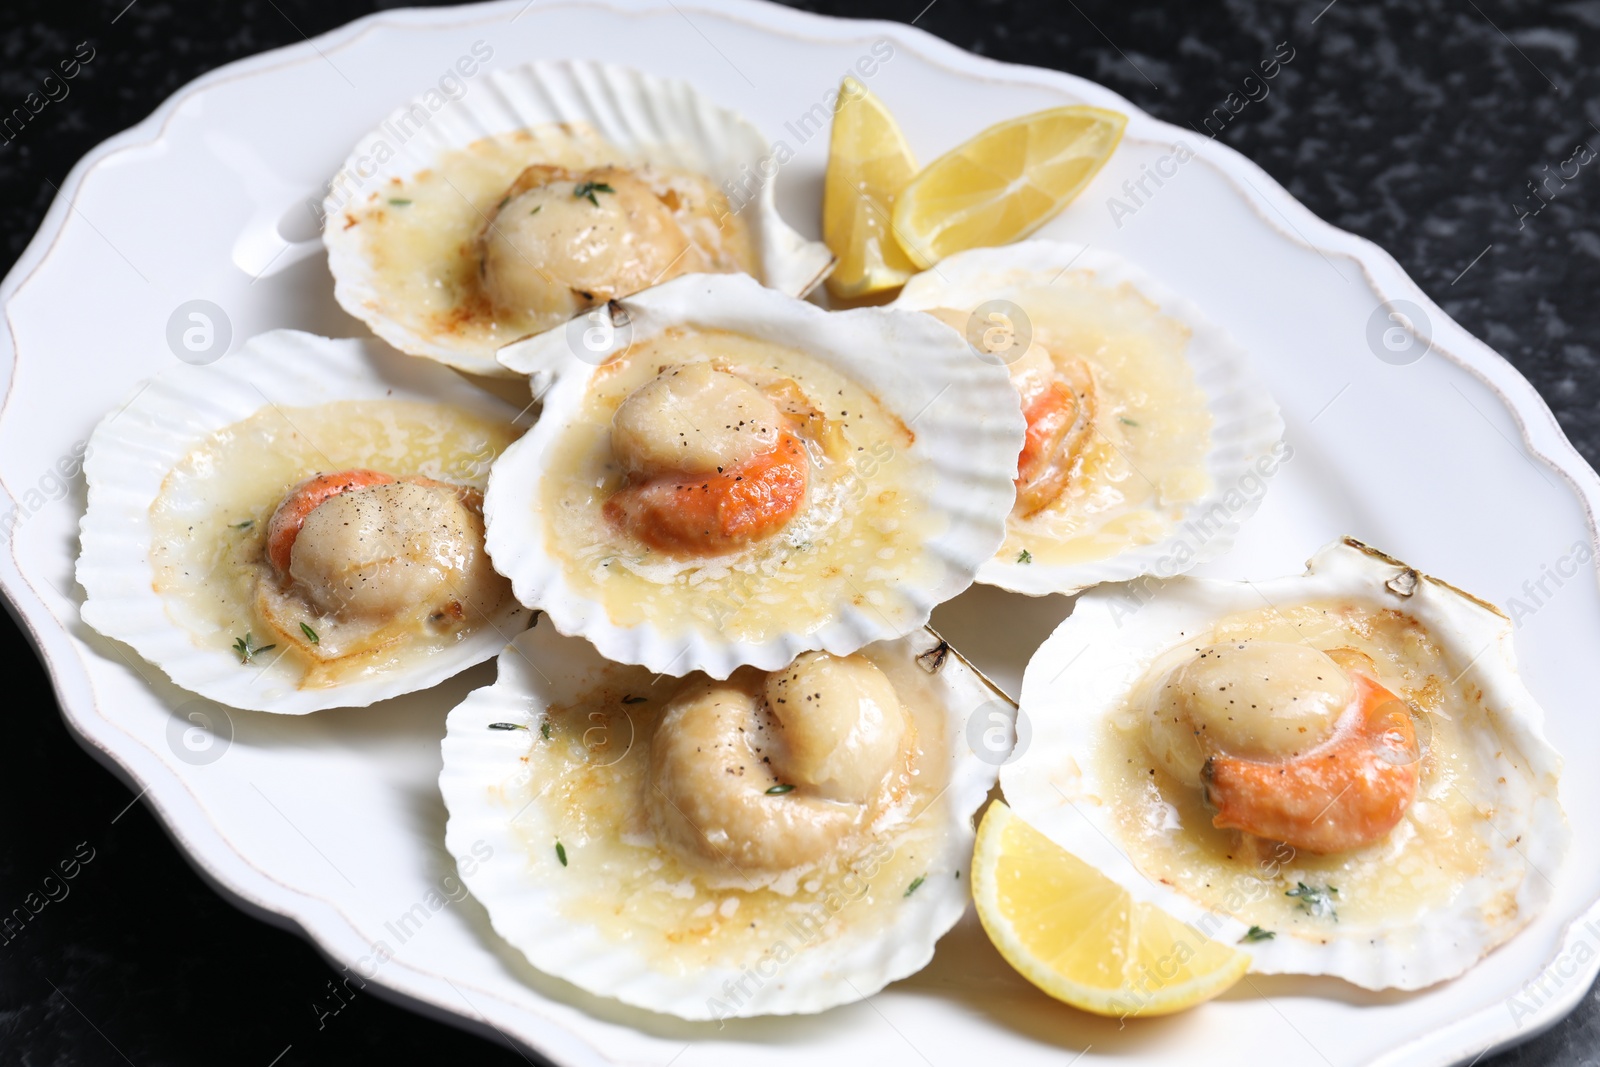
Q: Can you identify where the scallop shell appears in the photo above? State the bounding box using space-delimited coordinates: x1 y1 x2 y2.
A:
76 329 532 714
323 59 834 378
486 271 1025 679
440 619 1004 1018
1002 537 1568 990
893 240 1284 597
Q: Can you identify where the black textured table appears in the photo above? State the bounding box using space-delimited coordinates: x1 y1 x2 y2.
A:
1 1 1596 1064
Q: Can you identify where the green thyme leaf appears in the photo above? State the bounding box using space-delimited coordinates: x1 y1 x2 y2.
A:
231 633 275 664
904 876 925 897
1240 925 1275 943
529 205 541 214
299 622 319 644
573 180 616 206
230 519 254 530
540 721 552 740
555 841 568 867
621 695 647 704
1285 882 1338 919
766 783 796 795
1016 549 1033 564
388 198 412 206
488 722 528 731
1119 416 1139 426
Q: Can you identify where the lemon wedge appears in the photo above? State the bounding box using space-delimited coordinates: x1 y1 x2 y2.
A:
822 77 921 299
972 801 1249 1018
891 106 1126 269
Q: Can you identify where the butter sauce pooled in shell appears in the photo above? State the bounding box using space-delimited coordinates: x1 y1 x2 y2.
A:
892 240 1284 597
148 398 521 693
439 623 1002 1018
78 330 533 714
533 327 931 646
1006 540 1568 990
330 117 761 375
485 272 1025 679
327 62 843 378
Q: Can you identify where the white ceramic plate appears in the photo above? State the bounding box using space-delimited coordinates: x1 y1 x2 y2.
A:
2 3 1597 1065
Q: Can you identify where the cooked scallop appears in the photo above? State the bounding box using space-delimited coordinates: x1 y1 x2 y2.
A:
894 240 1283 596
76 330 531 714
440 621 1004 1018
324 60 832 377
1003 537 1568 990
250 473 508 672
486 273 1025 679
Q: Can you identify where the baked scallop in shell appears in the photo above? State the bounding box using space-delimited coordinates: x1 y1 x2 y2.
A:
323 59 833 378
1003 537 1567 990
439 617 1004 1018
486 272 1025 679
893 241 1284 596
76 330 531 713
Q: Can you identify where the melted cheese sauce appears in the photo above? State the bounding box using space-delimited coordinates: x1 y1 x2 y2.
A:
342 124 759 360
499 644 955 973
539 328 938 644
1095 599 1519 936
149 400 519 688
933 276 1213 567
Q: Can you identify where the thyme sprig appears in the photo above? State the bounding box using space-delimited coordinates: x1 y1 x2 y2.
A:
232 633 275 664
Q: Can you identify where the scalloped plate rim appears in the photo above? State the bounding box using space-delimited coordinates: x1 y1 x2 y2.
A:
0 3 1597 1067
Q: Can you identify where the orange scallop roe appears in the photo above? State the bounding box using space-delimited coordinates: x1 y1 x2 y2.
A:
1203 672 1421 854
602 432 808 556
1016 380 1077 513
266 469 396 574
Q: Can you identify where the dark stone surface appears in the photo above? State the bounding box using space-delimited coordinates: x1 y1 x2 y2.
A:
1 0 1596 1063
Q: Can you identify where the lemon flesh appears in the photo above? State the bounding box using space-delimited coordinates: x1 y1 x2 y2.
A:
972 801 1249 1018
891 106 1126 269
822 77 921 298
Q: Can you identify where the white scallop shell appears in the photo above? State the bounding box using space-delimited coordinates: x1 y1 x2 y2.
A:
76 329 532 714
323 58 834 378
893 240 1284 597
486 271 1025 679
440 619 1004 1018
1003 537 1568 990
